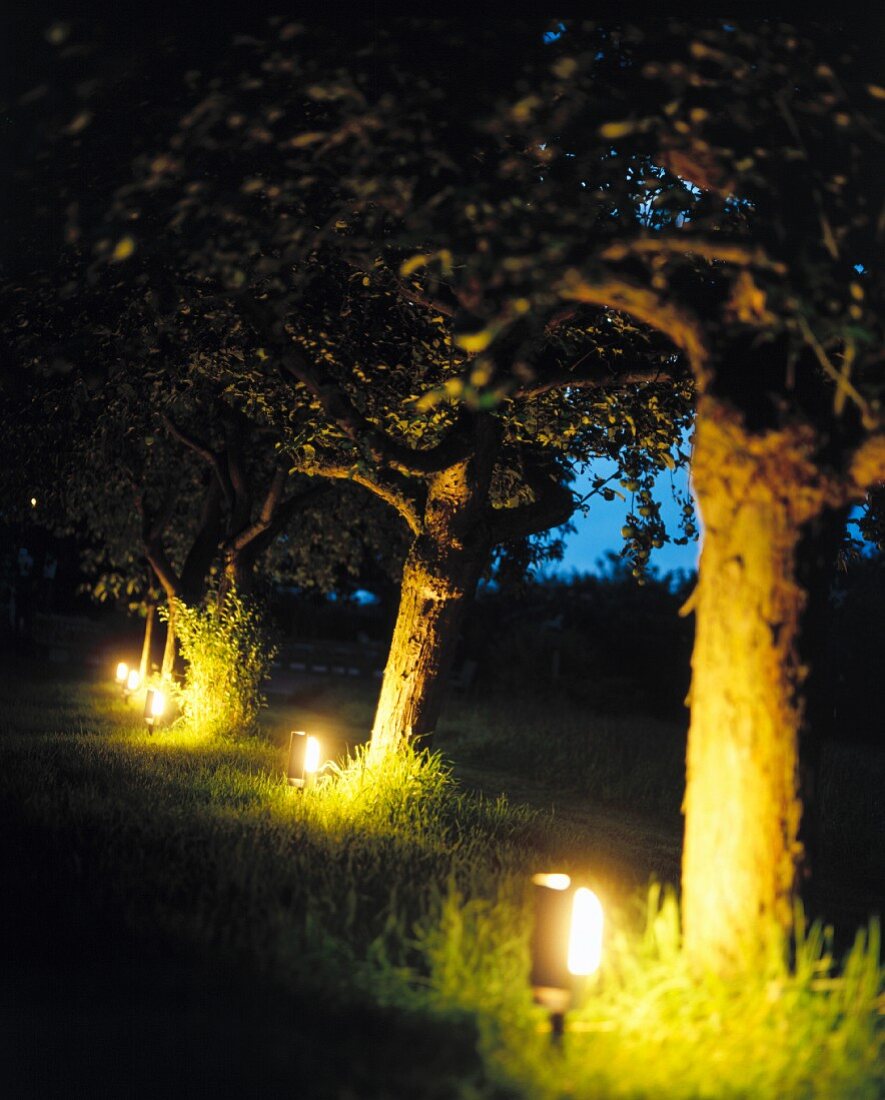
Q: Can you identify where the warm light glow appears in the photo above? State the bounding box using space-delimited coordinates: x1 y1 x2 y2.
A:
532 873 571 891
126 669 141 692
116 662 129 683
567 887 604 976
304 735 321 773
149 690 166 719
30 497 37 508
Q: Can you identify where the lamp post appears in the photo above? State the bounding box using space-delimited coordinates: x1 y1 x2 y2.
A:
286 729 322 789
143 687 166 732
530 872 604 1042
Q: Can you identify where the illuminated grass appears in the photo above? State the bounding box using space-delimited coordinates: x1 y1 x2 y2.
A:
0 668 881 1097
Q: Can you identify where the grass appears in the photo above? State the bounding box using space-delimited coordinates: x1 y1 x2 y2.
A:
0 664 882 1097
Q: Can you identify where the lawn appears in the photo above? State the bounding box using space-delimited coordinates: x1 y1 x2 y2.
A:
0 661 881 1098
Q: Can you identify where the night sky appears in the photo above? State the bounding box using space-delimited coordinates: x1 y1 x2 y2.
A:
559 459 698 578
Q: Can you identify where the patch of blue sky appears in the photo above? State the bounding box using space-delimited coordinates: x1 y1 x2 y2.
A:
554 431 701 580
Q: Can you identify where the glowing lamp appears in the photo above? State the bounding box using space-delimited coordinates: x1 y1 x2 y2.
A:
144 687 166 731
287 730 322 789
117 662 140 700
530 872 604 1040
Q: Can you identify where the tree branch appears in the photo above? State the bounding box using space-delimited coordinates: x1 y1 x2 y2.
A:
229 465 286 553
237 291 474 476
162 413 235 513
219 406 252 533
516 362 678 399
558 272 710 382
601 238 788 274
233 481 333 559
144 541 181 601
849 432 885 493
139 480 177 547
394 278 459 318
291 455 424 535
488 472 575 543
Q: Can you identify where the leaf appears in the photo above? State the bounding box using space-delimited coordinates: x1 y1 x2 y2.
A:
63 111 93 136
286 131 327 148
511 95 541 122
599 120 637 139
551 57 578 80
111 236 136 262
455 329 492 354
400 254 430 277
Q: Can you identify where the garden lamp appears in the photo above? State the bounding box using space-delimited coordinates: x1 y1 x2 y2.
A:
287 729 321 789
116 661 128 685
530 872 604 1041
144 687 166 732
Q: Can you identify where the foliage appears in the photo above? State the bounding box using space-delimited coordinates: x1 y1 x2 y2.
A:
168 589 276 735
20 16 697 572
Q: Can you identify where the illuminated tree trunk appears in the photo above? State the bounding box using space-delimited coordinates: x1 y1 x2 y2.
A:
368 537 484 761
221 548 255 599
368 458 492 762
138 602 156 681
682 398 829 972
161 603 177 681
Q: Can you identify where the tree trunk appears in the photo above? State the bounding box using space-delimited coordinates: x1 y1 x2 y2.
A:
139 602 156 681
682 397 830 972
161 602 177 681
368 536 485 761
219 546 257 602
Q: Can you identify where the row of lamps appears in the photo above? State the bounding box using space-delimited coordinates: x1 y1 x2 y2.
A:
117 665 604 1038
281 726 604 1038
114 661 166 733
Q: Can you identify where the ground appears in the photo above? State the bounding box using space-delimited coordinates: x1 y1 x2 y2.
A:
0 658 881 1098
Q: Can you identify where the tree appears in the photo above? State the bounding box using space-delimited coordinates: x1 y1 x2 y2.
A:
462 18 885 969
89 19 694 759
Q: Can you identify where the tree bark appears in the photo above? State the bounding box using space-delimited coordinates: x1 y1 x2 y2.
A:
368 535 485 761
368 456 492 762
682 397 832 972
161 601 177 681
139 602 156 681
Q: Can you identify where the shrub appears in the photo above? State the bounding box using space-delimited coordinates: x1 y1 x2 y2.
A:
169 589 277 736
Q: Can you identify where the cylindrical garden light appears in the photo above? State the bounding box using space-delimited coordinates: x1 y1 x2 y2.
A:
287 729 322 790
530 872 604 1042
143 687 166 732
116 662 141 701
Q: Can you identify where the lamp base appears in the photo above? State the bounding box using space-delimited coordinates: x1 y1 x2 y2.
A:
532 985 571 1015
